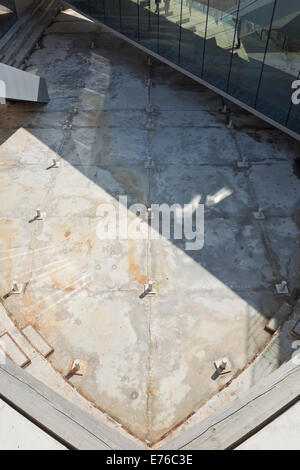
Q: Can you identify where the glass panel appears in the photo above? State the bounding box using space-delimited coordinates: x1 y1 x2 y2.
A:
118 0 139 40
0 1 17 39
58 0 300 138
287 71 300 134
178 1 207 75
287 102 300 135
104 0 121 31
90 0 106 21
228 0 276 108
139 0 159 53
202 0 239 91
157 0 182 64
256 0 300 127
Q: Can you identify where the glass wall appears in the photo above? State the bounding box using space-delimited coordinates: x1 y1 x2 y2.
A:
66 0 300 137
0 1 17 39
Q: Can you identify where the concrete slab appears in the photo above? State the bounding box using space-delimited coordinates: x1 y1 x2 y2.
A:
150 218 273 293
0 165 53 218
61 128 149 167
233 129 300 162
151 85 221 111
155 109 226 128
0 108 68 129
151 165 251 216
248 163 300 217
0 219 34 295
72 110 147 128
0 128 61 165
148 289 271 440
151 127 239 164
264 218 300 284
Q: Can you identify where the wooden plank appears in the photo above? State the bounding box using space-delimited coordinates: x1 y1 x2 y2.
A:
0 358 143 450
0 332 30 368
160 359 300 450
22 325 54 358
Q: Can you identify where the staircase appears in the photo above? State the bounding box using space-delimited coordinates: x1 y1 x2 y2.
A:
0 303 54 370
0 0 60 68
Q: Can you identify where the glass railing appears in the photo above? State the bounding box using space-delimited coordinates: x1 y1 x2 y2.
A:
66 0 300 137
0 1 17 39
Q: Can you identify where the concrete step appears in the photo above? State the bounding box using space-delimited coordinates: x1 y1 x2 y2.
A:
0 331 31 368
22 325 54 358
0 0 60 68
0 304 43 369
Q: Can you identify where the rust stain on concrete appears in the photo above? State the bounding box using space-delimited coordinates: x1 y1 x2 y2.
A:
128 240 147 284
51 276 76 292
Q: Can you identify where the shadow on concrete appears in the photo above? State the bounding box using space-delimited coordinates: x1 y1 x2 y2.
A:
1 4 300 442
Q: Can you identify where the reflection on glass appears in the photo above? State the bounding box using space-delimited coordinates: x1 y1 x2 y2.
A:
227 0 277 108
179 1 206 75
104 0 121 31
50 0 300 136
120 0 139 40
138 0 159 53
256 0 300 126
202 1 238 91
157 0 181 63
90 0 105 22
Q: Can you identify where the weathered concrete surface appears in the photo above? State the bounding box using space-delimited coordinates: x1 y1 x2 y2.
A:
237 400 300 450
0 302 142 447
155 299 300 447
0 8 299 444
0 398 66 450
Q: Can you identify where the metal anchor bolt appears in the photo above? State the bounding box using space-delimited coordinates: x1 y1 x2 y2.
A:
276 280 289 294
145 104 154 113
214 356 232 375
11 281 21 294
51 159 60 168
254 208 265 220
35 209 44 220
237 158 250 168
144 158 153 169
226 119 234 129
